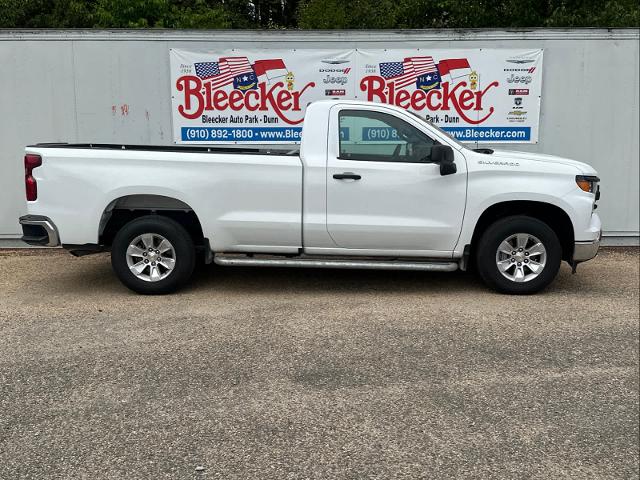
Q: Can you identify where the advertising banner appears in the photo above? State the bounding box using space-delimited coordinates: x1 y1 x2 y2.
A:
170 48 356 144
170 48 543 144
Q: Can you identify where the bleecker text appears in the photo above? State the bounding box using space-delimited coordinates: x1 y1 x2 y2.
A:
360 76 499 124
176 76 315 125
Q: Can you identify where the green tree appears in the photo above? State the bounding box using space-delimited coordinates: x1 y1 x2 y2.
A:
297 0 639 29
171 0 230 29
545 0 640 27
298 0 402 29
296 0 347 28
0 0 638 29
92 0 172 27
0 0 94 28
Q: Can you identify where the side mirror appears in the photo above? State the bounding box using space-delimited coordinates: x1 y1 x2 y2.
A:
431 145 457 176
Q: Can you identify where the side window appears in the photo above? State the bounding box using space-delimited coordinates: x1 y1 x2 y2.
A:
338 109 438 163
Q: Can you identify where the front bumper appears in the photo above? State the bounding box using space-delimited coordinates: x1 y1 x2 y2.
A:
573 230 601 262
19 215 60 247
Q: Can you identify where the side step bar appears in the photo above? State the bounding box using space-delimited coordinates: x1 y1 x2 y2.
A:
214 255 458 272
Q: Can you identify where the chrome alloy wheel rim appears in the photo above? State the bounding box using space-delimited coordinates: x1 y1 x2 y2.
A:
126 233 176 282
495 233 547 283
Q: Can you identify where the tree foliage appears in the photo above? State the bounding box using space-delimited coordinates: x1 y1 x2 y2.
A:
0 0 637 29
298 0 640 29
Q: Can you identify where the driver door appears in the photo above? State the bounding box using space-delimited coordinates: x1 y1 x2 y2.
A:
325 105 467 254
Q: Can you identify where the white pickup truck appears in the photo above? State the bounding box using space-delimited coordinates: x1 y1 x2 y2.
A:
20 100 601 295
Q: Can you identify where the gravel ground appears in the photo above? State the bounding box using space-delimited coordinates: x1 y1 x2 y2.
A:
0 248 638 480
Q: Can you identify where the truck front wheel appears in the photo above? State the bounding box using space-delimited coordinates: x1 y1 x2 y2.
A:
111 215 196 294
476 216 562 294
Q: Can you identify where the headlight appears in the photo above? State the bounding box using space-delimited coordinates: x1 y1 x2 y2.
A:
576 175 599 194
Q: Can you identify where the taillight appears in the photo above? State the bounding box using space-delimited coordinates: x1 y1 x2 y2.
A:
24 154 42 201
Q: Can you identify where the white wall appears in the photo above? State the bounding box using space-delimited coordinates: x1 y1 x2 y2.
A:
0 29 638 240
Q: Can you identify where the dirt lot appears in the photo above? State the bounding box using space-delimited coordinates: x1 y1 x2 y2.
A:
0 248 638 479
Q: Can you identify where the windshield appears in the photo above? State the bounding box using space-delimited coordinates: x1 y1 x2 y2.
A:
406 111 466 149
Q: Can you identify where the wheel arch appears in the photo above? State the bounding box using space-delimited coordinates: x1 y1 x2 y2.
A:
470 200 575 262
98 194 205 247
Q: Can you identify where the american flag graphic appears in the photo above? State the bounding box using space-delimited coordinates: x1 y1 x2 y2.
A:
379 62 405 79
379 56 438 89
194 57 254 89
194 62 220 79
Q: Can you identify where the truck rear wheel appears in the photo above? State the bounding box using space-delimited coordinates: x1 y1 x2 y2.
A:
476 216 562 294
111 215 195 294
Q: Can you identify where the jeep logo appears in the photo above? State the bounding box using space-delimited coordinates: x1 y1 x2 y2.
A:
506 74 532 84
323 75 348 85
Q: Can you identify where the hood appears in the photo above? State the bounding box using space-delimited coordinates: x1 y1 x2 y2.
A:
487 149 598 175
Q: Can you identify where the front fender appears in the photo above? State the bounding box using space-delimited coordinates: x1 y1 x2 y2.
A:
456 173 580 255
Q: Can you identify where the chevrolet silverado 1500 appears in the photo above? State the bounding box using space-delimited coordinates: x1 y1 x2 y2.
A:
20 100 601 294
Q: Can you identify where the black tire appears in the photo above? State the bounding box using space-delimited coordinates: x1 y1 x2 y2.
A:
111 215 196 294
476 215 562 294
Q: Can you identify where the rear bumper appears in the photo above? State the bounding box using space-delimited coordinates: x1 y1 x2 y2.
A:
573 230 601 262
19 215 60 247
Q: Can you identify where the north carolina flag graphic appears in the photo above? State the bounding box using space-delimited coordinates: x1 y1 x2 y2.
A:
252 59 289 82
437 58 472 82
233 71 259 91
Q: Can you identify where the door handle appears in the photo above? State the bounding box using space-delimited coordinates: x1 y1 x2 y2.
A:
333 172 361 180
